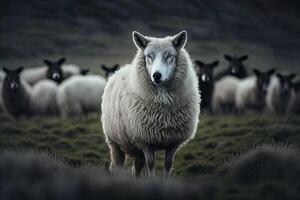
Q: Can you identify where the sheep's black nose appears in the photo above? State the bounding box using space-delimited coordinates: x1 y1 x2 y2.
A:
153 72 162 81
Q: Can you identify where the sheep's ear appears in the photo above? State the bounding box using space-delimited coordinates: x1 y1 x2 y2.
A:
276 73 283 79
173 30 187 49
132 31 149 49
112 64 119 70
267 68 276 76
210 60 219 68
224 54 233 62
2 67 9 74
44 59 52 66
253 68 261 76
239 55 248 61
289 73 296 80
195 60 205 67
57 57 66 65
16 66 23 74
101 64 109 71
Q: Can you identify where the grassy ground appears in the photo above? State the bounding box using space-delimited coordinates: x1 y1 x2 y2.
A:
1 113 299 180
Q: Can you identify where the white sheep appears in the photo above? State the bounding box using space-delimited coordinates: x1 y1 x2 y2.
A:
212 75 240 113
101 31 200 178
57 75 106 117
30 80 59 115
266 73 296 115
235 68 275 114
21 66 46 85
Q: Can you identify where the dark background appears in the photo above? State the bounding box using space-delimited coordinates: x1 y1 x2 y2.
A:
0 0 299 74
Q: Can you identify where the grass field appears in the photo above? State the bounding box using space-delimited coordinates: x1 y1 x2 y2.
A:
1 113 299 179
1 113 300 199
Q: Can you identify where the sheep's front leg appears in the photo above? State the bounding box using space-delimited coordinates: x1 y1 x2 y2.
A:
164 145 179 179
143 146 156 178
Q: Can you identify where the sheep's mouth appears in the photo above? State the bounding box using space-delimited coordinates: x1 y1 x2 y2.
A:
153 80 162 85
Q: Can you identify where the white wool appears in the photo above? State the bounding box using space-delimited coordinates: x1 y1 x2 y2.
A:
22 66 47 85
62 64 81 79
57 75 106 117
212 76 240 112
235 76 266 112
101 49 200 157
266 76 295 114
31 80 59 115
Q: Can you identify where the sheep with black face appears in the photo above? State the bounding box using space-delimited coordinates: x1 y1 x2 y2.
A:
195 60 219 113
21 57 81 85
235 68 275 114
1 67 32 117
101 64 120 79
215 54 248 80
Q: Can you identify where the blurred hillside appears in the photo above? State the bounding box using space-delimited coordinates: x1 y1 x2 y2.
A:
0 0 299 72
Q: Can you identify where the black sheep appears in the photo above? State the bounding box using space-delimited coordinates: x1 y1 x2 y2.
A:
195 60 219 113
1 67 32 117
215 54 248 80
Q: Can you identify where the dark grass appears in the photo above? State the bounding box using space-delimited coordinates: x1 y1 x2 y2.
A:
1 114 300 199
0 150 217 200
1 113 300 177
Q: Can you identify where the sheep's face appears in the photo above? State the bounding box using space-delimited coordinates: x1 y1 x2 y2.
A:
253 68 275 92
277 73 296 95
101 64 119 79
195 60 219 83
224 54 248 77
133 31 187 85
44 57 65 83
2 67 23 91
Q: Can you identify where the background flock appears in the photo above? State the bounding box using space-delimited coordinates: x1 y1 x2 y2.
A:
0 54 299 119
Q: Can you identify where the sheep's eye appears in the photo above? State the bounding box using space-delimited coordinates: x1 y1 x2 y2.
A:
146 54 152 59
166 54 173 59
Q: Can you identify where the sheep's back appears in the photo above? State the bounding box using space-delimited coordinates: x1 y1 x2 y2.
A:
62 64 81 78
213 76 240 105
235 76 256 107
60 75 106 112
22 67 47 85
31 80 58 114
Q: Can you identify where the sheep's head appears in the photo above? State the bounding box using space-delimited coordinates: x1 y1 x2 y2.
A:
253 68 275 92
132 31 187 85
276 73 296 95
80 69 90 76
2 67 23 91
195 60 219 83
224 54 248 77
44 57 65 83
101 64 119 79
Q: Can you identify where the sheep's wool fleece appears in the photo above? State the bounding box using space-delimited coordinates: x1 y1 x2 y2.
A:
101 47 200 152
